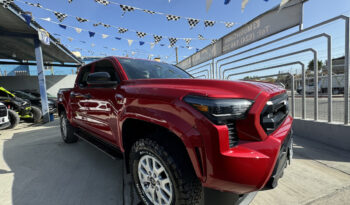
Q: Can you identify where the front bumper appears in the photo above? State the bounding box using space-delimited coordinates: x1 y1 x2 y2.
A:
201 116 293 194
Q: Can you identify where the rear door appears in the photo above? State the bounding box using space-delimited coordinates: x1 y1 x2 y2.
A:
84 59 121 144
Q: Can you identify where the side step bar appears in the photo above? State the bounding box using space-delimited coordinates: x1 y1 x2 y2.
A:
74 130 123 160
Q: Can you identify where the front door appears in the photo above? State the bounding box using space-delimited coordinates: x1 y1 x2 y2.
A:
84 59 121 144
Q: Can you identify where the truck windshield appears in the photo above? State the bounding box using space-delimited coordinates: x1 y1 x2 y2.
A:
118 58 192 80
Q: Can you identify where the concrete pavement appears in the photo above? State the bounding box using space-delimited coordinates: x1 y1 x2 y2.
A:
0 120 350 205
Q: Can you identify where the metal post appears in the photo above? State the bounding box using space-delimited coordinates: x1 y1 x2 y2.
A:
299 2 304 31
345 17 350 125
211 59 215 79
302 66 306 119
291 75 295 118
327 36 333 122
34 38 50 122
175 47 179 64
314 52 318 121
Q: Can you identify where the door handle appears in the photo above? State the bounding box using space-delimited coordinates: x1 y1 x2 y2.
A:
70 92 91 99
84 93 92 99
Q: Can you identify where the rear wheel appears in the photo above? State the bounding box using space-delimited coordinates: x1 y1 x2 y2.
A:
31 106 42 123
7 109 19 129
130 138 202 205
60 112 78 143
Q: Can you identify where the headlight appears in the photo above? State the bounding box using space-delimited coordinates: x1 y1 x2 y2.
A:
183 95 253 125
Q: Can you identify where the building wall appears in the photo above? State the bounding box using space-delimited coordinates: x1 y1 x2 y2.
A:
0 65 30 76
0 75 77 96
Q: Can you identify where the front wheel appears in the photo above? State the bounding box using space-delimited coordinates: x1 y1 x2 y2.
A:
130 138 202 205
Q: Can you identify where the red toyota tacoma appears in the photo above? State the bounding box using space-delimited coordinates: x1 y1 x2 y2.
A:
58 56 293 205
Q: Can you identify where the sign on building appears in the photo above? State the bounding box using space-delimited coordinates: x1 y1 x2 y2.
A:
177 0 305 70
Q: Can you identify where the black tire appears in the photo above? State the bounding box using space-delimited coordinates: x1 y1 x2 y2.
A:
60 112 78 143
130 138 202 205
31 106 42 123
7 109 19 129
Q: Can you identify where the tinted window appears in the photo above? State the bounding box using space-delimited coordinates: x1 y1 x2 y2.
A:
93 60 119 82
77 65 92 87
118 58 192 80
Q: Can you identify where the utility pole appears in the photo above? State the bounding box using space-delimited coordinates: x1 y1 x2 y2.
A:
175 47 178 64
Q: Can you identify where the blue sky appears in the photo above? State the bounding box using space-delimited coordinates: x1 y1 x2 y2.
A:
10 0 350 75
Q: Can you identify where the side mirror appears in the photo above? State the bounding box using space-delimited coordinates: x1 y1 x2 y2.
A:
87 72 118 86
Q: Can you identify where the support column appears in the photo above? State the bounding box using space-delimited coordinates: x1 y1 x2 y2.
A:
34 38 50 122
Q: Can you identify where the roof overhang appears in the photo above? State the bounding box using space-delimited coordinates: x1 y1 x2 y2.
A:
0 2 82 65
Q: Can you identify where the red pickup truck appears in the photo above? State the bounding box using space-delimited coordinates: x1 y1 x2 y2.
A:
58 56 293 205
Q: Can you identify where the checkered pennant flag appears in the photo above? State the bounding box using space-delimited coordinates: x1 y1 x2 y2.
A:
68 0 73 3
93 22 102 27
187 18 200 29
2 0 14 8
102 23 111 28
95 0 110 6
120 4 135 12
54 12 68 22
169 38 177 47
76 17 88 23
204 20 216 27
118 27 128 33
143 9 155 14
198 34 205 40
166 14 180 21
184 38 192 45
153 35 162 44
225 22 235 28
211 39 218 44
25 2 42 8
136 31 147 38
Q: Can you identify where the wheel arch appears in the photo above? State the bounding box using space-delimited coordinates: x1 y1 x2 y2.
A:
121 118 198 177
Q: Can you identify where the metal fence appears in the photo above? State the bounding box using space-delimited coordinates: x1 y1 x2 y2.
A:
184 15 350 125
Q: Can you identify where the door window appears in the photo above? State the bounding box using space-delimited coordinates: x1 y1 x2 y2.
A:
77 65 92 88
93 60 120 83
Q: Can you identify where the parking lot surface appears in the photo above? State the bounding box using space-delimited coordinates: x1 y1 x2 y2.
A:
0 120 349 205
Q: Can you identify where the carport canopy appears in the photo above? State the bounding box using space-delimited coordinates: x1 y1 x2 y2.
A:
0 2 82 122
0 3 81 64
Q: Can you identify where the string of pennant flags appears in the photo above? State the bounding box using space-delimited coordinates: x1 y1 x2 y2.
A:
16 0 212 44
38 17 201 50
60 38 174 60
64 0 238 29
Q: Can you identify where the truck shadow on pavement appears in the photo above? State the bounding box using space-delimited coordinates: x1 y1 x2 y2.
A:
2 121 138 205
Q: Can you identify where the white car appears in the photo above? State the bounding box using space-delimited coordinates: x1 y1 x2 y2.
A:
0 102 10 130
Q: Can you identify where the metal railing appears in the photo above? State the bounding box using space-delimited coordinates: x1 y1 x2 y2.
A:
215 15 348 124
181 15 350 124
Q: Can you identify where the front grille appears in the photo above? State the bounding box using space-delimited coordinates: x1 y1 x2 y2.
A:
226 121 239 148
0 105 7 117
260 93 289 134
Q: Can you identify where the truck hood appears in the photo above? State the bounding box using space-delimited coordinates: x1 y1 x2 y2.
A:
122 79 285 100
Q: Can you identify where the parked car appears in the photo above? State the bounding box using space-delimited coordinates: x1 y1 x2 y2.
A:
0 87 42 124
0 102 11 130
25 90 57 101
11 90 57 113
58 57 293 204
